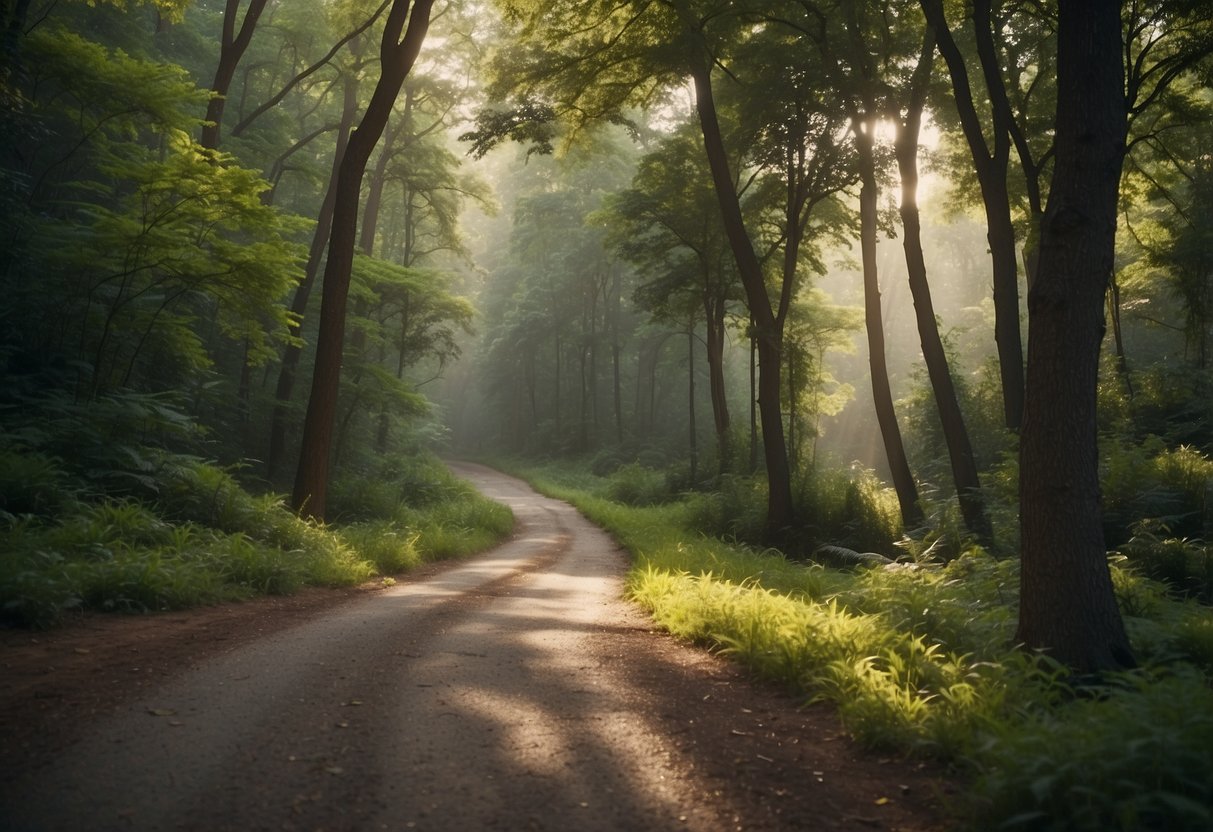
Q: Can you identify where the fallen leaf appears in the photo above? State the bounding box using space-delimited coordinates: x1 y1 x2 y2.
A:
874 797 891 806
147 708 176 717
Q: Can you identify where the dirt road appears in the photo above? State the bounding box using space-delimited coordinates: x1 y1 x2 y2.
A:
1 463 946 831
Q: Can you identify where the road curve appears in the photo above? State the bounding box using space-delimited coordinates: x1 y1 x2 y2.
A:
1 463 739 831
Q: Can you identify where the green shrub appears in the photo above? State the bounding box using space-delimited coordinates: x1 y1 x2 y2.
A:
340 521 423 574
795 466 902 556
398 488 514 560
0 446 75 516
605 463 672 506
685 474 767 542
1116 522 1213 604
969 670 1213 832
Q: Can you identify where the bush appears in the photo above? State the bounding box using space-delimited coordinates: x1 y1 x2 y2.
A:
605 463 672 506
796 466 902 556
685 474 767 542
0 446 75 517
969 670 1213 832
1117 521 1213 603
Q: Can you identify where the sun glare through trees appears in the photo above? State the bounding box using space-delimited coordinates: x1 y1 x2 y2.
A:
3 0 1213 829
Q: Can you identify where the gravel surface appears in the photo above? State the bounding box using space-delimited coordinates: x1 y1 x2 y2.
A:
1 463 950 831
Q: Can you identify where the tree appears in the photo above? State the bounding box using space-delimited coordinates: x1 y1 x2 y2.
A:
920 0 1029 432
292 0 434 519
605 128 742 474
472 0 800 535
1015 0 1134 672
893 21 991 542
199 0 269 150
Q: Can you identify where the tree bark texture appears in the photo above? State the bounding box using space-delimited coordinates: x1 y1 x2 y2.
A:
895 31 991 544
703 293 731 475
292 0 434 519
1015 0 1134 672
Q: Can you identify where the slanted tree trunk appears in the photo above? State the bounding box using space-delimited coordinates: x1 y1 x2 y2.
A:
229 0 393 139
1016 0 1134 672
266 73 359 482
200 0 269 150
895 28 991 543
292 0 434 519
685 33 794 535
920 0 1025 432
856 118 923 529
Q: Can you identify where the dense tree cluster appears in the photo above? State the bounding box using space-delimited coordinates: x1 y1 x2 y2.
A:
2 0 1213 676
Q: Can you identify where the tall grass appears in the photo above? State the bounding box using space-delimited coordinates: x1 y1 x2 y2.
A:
514 458 1213 832
1 448 512 627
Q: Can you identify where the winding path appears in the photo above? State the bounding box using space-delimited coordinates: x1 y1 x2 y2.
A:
1 463 944 831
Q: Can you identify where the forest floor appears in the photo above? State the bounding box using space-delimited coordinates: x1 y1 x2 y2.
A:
1 464 955 831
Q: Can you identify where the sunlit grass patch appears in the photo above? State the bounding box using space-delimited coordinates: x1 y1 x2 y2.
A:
509 459 1213 832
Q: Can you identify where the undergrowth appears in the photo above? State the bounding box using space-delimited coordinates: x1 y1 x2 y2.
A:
515 458 1213 832
0 445 512 627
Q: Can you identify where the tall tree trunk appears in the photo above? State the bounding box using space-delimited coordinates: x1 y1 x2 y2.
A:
787 342 796 467
292 0 434 519
685 32 794 535
554 333 562 442
855 120 923 529
610 264 624 443
579 340 589 451
1016 0 1133 672
749 316 758 475
1 0 32 80
687 324 698 482
704 294 731 476
200 0 269 150
1108 274 1134 398
896 29 991 543
920 0 1025 432
266 74 359 481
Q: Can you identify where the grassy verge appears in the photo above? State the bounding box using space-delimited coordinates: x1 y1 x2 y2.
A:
515 459 1213 832
0 451 513 628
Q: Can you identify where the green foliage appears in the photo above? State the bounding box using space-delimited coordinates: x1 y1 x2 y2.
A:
796 466 903 556
514 464 1213 832
686 474 768 543
969 670 1213 832
1 390 202 501
1117 523 1213 603
0 447 75 517
0 445 512 627
604 462 674 506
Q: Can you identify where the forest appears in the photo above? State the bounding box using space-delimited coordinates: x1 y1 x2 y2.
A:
2 0 1213 829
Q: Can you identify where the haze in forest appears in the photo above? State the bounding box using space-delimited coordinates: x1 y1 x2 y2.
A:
3 2 1213 829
